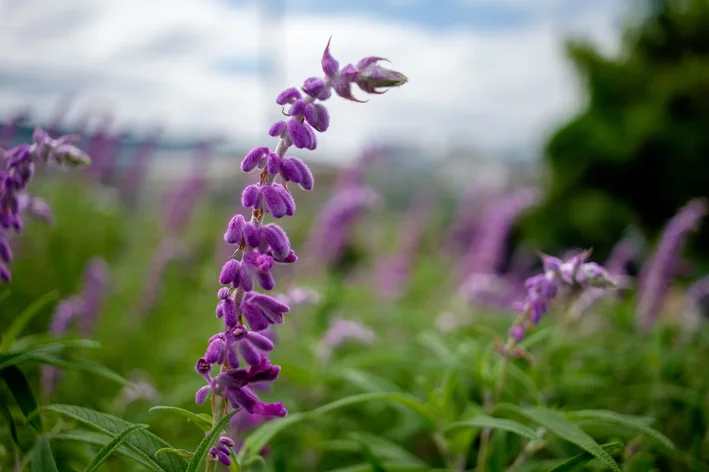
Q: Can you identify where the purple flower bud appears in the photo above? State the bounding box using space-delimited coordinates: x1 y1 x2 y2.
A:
508 325 525 342
0 262 10 282
219 259 240 285
332 75 365 103
576 262 617 289
321 37 340 77
217 298 238 327
303 103 330 132
268 121 287 138
246 331 275 351
540 253 562 273
276 87 302 105
239 292 289 331
205 338 226 364
289 99 305 117
209 447 232 466
261 184 295 219
241 184 261 209
353 58 408 94
218 287 231 299
244 222 261 248
286 119 317 150
238 339 261 366
0 239 12 263
260 224 290 261
302 77 327 98
196 357 211 375
195 385 212 404
266 152 282 175
242 147 269 172
224 214 246 245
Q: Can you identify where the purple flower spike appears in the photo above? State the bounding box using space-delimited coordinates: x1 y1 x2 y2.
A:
508 325 525 342
276 87 302 106
0 262 10 282
200 38 405 436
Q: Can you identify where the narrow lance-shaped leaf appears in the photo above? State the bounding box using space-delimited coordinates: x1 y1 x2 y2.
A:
446 415 541 441
496 404 621 472
547 442 624 472
565 410 675 451
32 435 59 472
0 291 58 352
84 424 150 472
31 404 186 472
149 405 212 432
1 365 42 431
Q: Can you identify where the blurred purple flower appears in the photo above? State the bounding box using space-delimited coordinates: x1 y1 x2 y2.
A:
636 199 707 330
318 316 377 362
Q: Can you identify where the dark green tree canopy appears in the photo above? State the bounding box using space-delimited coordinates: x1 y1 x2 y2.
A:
527 0 709 259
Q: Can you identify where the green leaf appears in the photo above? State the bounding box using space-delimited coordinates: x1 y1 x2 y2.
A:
357 437 388 472
0 401 19 446
326 464 429 472
0 340 100 371
505 362 544 405
149 405 212 432
0 365 42 431
546 442 623 472
53 430 158 471
497 405 620 472
347 432 426 466
446 415 541 440
0 291 58 352
312 392 438 426
84 423 149 472
32 435 59 472
565 410 675 451
185 409 239 472
32 354 132 386
33 404 186 472
155 448 195 459
240 412 310 461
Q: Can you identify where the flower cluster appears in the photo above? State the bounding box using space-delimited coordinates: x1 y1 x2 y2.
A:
194 38 406 456
506 250 617 344
0 128 91 282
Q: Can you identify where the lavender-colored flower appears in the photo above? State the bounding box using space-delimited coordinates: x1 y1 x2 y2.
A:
195 39 405 456
42 258 110 394
318 316 377 362
0 128 91 282
461 188 539 281
504 251 617 348
636 199 707 331
0 109 30 149
681 276 709 329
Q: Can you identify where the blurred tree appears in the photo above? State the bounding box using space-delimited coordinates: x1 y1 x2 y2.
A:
526 0 709 259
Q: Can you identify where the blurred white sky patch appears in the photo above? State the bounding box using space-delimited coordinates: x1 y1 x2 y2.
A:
0 0 626 163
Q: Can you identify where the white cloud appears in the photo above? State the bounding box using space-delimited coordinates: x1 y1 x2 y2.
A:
0 0 621 163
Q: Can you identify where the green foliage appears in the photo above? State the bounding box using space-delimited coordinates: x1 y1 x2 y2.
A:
527 0 709 258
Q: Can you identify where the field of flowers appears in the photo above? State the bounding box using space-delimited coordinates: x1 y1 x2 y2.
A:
2 36 709 472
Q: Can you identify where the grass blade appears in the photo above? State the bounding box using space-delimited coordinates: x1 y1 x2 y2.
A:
446 415 541 440
149 405 212 432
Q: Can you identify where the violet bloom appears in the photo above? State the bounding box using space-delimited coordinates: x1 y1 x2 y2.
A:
42 257 110 394
318 316 377 362
636 199 707 331
305 184 380 272
461 188 539 280
195 38 405 463
376 190 434 300
505 250 617 346
570 237 639 316
0 128 90 283
682 276 709 328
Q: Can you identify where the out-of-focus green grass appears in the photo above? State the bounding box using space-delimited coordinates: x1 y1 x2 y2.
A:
1 175 708 471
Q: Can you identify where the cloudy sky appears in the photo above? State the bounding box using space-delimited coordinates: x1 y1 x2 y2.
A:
0 0 629 163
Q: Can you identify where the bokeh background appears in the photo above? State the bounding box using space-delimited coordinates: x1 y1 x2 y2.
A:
2 0 709 471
